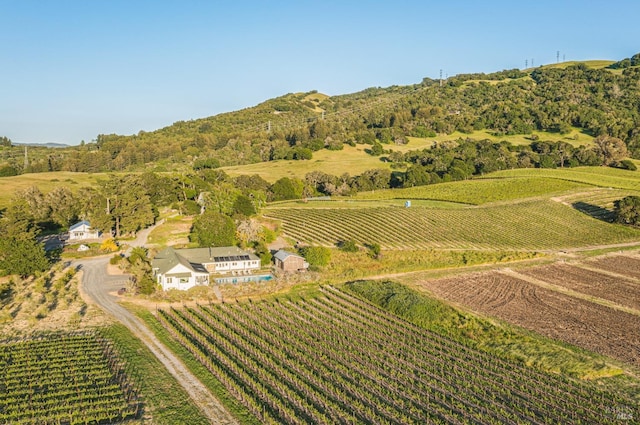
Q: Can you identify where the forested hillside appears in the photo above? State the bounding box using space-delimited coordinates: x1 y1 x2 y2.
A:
1 58 640 176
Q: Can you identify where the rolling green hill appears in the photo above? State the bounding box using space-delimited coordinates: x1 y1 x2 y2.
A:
2 55 640 176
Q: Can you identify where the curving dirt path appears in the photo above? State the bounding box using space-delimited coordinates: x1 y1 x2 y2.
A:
77 256 238 425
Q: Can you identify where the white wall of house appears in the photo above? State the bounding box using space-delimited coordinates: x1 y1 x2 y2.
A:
208 259 260 274
68 223 100 241
157 263 209 291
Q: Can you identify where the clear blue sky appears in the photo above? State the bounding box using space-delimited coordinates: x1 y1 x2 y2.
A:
1 0 639 145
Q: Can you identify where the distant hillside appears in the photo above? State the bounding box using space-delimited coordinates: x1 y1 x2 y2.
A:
2 55 640 175
13 142 69 148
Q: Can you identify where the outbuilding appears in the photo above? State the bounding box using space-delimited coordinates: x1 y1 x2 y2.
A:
273 249 309 273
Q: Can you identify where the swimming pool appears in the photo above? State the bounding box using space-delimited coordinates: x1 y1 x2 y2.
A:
214 274 273 284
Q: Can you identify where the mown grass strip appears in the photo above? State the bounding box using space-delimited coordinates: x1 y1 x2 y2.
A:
131 306 259 425
100 323 214 425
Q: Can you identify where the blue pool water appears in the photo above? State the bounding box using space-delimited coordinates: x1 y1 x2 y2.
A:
214 274 273 284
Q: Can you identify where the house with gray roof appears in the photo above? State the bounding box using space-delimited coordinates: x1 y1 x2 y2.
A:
273 249 308 273
152 246 261 291
68 220 101 241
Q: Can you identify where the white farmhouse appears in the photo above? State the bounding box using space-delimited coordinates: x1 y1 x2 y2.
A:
68 220 101 241
152 246 261 291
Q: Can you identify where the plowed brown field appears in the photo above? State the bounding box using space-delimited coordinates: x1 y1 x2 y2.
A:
586 255 640 279
417 257 640 367
518 263 640 311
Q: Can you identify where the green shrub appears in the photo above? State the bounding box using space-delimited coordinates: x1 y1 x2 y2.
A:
299 246 331 268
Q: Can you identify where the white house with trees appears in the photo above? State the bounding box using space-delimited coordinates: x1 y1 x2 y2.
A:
152 246 261 291
68 220 101 241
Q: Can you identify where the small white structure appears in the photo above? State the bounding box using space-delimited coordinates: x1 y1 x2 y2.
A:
152 246 261 291
68 221 101 241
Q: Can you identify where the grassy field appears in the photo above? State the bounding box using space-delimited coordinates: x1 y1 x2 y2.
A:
0 171 105 208
221 130 594 183
406 128 594 149
222 144 390 182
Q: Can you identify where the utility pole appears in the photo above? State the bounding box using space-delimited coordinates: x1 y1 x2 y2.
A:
439 69 443 87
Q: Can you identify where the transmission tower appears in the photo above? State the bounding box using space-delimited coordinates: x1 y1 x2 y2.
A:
557 50 560 63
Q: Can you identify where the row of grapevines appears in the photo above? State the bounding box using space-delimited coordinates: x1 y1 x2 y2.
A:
157 287 632 424
0 331 140 425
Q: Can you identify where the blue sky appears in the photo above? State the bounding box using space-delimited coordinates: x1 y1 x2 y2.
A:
1 0 639 145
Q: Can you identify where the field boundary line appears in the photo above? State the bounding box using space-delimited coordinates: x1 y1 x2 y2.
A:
572 262 640 284
499 268 640 318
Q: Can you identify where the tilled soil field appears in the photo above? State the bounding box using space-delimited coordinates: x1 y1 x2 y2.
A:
517 263 640 311
586 255 640 279
417 270 640 367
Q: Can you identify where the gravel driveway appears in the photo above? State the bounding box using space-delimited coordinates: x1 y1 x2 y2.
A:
77 256 238 425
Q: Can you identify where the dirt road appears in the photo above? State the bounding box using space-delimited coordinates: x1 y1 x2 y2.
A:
78 257 238 425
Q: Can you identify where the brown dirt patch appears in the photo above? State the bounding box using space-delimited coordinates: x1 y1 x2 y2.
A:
586 255 640 279
518 263 640 311
417 271 640 367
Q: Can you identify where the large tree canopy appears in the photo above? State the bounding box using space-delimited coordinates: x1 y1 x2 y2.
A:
614 196 640 227
190 210 237 247
0 200 48 277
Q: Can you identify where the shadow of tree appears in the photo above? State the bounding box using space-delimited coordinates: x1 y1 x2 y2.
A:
572 201 615 223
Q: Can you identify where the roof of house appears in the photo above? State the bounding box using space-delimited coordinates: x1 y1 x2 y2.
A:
69 220 91 231
175 246 259 264
152 247 209 275
273 249 304 262
153 246 259 275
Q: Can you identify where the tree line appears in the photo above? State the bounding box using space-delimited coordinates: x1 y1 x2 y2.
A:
2 58 640 175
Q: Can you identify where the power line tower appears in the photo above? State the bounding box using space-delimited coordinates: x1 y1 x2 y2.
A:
532 58 534 67
557 50 560 63
439 69 443 87
525 59 528 68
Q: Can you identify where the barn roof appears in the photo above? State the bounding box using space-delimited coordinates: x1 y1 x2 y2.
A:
273 249 303 261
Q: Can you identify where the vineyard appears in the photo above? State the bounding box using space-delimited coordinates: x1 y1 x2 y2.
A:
487 167 640 191
156 286 633 424
352 176 589 205
265 199 640 250
0 331 140 425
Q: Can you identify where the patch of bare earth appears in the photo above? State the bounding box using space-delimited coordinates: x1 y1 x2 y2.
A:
517 263 640 311
416 270 640 367
586 255 640 279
